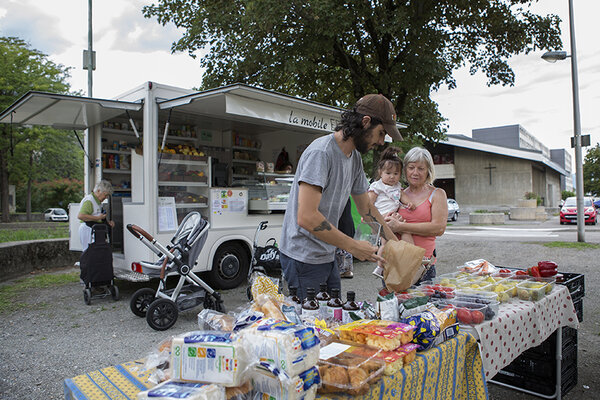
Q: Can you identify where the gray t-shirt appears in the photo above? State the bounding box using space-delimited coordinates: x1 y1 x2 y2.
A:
280 134 369 263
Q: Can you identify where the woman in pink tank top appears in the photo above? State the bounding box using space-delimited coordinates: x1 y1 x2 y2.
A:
384 147 448 281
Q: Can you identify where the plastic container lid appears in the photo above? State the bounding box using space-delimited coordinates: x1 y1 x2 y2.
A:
336 320 416 351
516 280 548 301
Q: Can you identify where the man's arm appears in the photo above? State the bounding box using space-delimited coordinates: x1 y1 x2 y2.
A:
352 192 398 241
296 182 384 262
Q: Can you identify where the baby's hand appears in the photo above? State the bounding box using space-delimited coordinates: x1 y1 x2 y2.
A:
406 202 416 211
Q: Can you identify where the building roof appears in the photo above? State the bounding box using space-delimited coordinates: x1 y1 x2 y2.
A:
444 134 568 176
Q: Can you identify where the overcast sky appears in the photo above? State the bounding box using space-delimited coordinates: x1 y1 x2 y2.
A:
1 0 598 168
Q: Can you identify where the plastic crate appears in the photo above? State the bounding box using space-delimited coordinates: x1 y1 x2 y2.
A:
524 326 577 359
492 361 578 397
574 298 583 323
559 272 585 301
502 339 577 380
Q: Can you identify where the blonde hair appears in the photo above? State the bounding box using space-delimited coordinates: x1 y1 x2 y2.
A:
403 147 435 184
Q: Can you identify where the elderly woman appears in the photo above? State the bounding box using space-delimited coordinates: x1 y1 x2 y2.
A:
384 147 448 281
78 180 114 251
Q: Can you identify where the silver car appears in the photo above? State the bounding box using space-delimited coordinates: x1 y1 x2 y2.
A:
447 199 460 221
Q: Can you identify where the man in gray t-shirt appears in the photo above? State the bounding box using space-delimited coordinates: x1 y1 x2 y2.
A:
280 94 402 300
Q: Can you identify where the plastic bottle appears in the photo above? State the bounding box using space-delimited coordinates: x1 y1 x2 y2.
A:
342 291 359 324
326 288 343 321
315 283 331 316
288 285 302 315
302 288 320 320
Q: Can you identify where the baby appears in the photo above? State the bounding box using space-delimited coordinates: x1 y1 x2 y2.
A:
368 147 414 278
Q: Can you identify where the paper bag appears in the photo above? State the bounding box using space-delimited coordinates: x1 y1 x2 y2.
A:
382 240 426 292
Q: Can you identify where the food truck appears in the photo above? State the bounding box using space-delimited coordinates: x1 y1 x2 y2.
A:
0 82 362 288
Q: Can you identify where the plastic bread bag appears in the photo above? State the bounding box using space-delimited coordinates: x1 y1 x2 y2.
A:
198 309 235 331
400 310 441 351
311 319 338 346
317 341 385 396
343 342 419 376
224 381 252 400
136 380 225 400
252 293 287 321
250 272 283 301
336 319 416 351
238 319 320 377
140 336 175 385
170 331 249 387
376 292 399 321
250 362 320 400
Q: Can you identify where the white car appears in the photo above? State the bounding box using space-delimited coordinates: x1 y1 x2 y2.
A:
44 208 69 222
447 199 460 221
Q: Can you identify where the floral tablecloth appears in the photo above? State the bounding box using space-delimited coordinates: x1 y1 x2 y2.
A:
462 285 579 380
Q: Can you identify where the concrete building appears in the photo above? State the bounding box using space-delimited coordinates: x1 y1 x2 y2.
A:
425 125 570 209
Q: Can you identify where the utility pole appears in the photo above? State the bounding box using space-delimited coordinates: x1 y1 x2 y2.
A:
83 0 95 97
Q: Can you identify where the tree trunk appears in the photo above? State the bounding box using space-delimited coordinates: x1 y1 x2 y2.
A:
26 151 32 221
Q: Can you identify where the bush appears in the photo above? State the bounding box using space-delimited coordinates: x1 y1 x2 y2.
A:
16 178 83 212
524 192 542 206
562 190 575 200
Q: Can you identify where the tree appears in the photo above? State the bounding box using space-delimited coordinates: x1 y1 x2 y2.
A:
143 0 561 142
583 143 600 196
0 37 72 221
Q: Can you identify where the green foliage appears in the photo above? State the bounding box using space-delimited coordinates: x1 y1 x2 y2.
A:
143 1 561 143
16 178 83 212
0 37 78 219
561 190 575 200
541 241 600 250
583 143 600 196
524 191 542 205
0 225 69 243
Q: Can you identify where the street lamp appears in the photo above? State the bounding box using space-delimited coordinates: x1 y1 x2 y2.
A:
542 0 585 242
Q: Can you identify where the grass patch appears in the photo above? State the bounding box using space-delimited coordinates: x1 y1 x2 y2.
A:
473 210 489 213
0 271 79 313
541 241 600 250
0 225 69 243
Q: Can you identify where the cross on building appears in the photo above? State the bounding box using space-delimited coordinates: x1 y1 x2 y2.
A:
484 163 496 185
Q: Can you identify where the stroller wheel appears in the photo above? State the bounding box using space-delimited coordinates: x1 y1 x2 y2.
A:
130 288 156 317
146 298 179 331
204 294 226 313
83 288 92 305
110 285 120 301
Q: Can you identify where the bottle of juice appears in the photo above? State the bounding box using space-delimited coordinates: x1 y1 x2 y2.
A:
326 288 343 321
302 288 320 320
315 283 331 316
288 285 302 315
342 291 359 324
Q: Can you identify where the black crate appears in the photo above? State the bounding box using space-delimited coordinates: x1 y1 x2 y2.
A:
525 326 577 359
574 298 583 323
492 361 578 397
502 340 577 380
560 272 585 302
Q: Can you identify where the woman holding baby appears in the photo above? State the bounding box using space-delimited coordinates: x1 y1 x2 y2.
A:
382 147 448 282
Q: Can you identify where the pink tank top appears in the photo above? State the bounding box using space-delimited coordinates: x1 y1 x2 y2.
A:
397 188 437 258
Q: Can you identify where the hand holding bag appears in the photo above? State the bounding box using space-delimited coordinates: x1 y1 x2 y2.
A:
382 240 426 292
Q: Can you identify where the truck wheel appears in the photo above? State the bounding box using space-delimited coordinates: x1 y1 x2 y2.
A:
208 243 249 289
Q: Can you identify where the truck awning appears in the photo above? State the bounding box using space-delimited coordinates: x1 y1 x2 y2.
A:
0 91 143 130
158 84 408 135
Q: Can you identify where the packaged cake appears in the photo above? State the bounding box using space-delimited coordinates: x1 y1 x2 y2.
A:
317 342 385 396
336 319 415 351
344 343 419 376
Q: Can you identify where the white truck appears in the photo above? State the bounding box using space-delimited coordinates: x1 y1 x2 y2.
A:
0 82 349 288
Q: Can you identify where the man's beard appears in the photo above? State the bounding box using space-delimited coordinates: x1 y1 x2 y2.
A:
353 126 376 154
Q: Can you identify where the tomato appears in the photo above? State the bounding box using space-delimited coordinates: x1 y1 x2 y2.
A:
470 310 485 324
457 308 473 324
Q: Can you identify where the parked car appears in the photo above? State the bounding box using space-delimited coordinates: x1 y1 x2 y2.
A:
594 198 600 209
44 208 68 222
447 198 460 221
559 197 597 225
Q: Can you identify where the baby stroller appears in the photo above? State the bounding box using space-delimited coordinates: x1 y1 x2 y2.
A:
127 212 224 331
246 220 283 300
80 224 120 305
